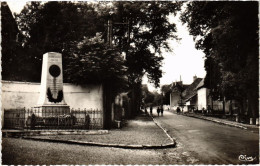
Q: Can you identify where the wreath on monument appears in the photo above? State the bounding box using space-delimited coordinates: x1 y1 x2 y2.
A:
47 88 63 103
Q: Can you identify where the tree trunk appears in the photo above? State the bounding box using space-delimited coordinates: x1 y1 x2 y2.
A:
247 89 258 119
103 83 112 129
237 98 243 116
230 100 233 116
131 88 136 117
222 97 225 114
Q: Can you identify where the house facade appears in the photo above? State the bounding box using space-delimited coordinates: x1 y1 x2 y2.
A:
169 81 188 110
196 78 229 113
170 76 240 114
196 78 210 110
181 76 202 112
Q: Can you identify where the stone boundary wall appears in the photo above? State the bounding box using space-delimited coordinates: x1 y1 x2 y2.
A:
1 81 103 111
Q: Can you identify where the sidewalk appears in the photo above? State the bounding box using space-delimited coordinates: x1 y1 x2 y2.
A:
9 113 176 149
179 112 259 132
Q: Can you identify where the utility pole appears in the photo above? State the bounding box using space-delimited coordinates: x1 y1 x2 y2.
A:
106 17 130 52
114 20 130 46
107 19 113 47
104 17 130 127
223 96 225 115
103 19 113 129
210 61 214 112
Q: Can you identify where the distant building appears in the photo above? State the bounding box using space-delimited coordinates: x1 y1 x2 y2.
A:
196 78 230 113
169 80 188 110
170 76 238 114
182 76 202 112
196 78 210 111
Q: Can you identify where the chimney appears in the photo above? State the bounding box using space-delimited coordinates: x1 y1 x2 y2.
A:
179 75 183 86
193 75 197 82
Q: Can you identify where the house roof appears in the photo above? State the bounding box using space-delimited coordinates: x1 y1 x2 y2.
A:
170 81 188 93
185 93 197 102
182 84 189 89
196 78 205 90
182 78 202 101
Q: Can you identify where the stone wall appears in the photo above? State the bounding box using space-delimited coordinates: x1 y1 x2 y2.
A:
1 81 103 110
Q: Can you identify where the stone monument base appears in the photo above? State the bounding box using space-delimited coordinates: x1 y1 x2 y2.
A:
34 105 70 117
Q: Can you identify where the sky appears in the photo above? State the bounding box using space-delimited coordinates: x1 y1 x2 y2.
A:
7 1 206 91
144 12 206 91
7 1 27 14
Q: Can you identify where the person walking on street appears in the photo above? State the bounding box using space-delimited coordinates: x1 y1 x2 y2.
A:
177 107 180 114
161 106 164 116
150 106 153 115
157 107 160 117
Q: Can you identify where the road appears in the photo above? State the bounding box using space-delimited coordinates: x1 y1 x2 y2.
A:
2 137 202 165
2 111 259 165
153 110 259 164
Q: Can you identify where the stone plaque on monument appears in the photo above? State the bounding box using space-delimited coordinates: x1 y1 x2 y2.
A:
36 52 70 116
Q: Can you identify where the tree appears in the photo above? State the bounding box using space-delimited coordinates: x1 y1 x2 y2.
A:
142 85 154 106
15 2 127 129
161 84 171 105
152 91 163 106
106 1 182 87
181 2 258 118
102 2 182 116
65 33 127 95
14 1 183 119
1 2 24 81
15 1 182 86
15 1 106 82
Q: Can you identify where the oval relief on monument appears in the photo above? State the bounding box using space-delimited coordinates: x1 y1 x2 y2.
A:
49 65 61 77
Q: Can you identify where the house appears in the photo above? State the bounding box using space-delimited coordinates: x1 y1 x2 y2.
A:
196 78 232 114
169 80 189 110
196 78 211 111
182 76 202 112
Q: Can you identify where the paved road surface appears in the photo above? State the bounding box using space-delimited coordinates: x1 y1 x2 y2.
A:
153 110 259 164
2 137 200 165
2 111 259 164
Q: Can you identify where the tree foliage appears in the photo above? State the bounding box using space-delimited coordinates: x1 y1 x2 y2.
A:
1 2 24 81
181 1 258 116
15 1 106 82
142 85 154 105
152 91 163 106
161 84 171 105
16 2 104 51
65 34 127 94
107 2 182 87
13 1 182 89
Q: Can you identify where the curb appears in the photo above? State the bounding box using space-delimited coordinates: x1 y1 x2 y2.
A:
181 113 257 130
2 130 109 137
22 136 176 149
149 114 177 145
3 116 177 149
